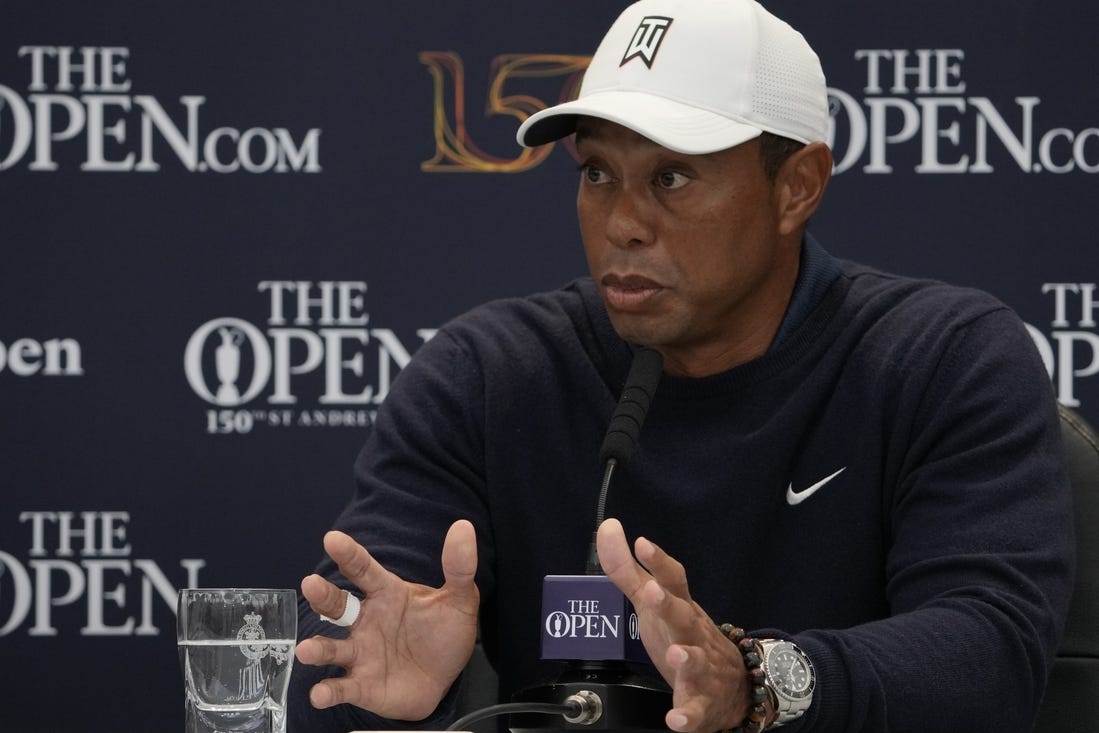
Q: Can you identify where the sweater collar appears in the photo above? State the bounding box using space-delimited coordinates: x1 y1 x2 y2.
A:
772 233 842 350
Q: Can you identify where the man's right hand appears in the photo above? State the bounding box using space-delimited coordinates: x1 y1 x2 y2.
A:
295 520 480 721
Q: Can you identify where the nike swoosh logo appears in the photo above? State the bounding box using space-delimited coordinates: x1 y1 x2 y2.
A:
786 467 847 506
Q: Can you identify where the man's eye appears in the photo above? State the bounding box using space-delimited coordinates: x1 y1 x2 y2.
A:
656 170 689 189
580 164 608 184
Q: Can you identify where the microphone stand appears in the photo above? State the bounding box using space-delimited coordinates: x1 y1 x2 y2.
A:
510 347 671 732
509 660 670 733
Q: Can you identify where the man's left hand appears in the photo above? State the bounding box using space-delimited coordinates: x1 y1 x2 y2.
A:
596 518 752 733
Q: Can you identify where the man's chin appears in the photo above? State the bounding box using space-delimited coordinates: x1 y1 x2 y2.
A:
605 311 668 349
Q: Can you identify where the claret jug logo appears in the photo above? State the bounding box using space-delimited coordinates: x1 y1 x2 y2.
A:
184 280 437 435
0 45 321 173
621 17 673 68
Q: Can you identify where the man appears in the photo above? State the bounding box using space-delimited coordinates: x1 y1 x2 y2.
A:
289 1 1073 731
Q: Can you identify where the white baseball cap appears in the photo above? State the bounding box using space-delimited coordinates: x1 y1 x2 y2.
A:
516 0 829 154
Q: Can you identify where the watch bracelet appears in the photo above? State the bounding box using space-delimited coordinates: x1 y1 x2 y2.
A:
718 623 770 733
756 638 815 727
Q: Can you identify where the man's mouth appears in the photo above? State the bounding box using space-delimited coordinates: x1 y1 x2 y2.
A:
601 274 665 311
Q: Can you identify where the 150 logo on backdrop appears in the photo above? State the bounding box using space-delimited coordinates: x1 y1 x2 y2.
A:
419 48 1097 176
0 45 321 173
0 511 204 637
184 280 437 434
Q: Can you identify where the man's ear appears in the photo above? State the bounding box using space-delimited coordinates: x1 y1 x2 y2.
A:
774 142 832 237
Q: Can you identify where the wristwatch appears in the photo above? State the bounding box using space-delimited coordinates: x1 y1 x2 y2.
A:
756 639 815 726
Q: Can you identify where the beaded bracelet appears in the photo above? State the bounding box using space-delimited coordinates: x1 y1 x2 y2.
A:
719 623 769 733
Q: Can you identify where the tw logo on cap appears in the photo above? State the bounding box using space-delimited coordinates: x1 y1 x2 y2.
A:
621 16 673 68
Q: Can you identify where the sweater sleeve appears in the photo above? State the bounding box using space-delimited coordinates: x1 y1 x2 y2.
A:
288 328 494 733
774 307 1074 733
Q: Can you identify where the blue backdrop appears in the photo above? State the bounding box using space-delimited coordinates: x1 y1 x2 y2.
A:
1 2 1096 731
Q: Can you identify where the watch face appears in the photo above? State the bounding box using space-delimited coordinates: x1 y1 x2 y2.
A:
766 644 815 699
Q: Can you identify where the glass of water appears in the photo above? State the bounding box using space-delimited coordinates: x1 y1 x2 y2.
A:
177 588 297 733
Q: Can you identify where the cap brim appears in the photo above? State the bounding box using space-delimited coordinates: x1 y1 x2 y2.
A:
516 90 763 155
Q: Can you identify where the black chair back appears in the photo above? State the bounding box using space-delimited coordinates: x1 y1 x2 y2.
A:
1034 405 1099 732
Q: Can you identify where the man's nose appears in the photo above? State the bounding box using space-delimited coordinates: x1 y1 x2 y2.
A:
605 187 655 249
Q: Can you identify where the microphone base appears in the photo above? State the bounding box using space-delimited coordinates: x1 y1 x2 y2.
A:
510 662 671 733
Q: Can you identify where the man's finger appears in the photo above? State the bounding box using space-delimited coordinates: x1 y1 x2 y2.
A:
665 704 701 733
635 536 690 600
596 518 650 599
440 520 479 603
322 530 392 597
664 648 710 733
301 573 359 622
665 643 691 672
309 676 366 710
296 634 358 669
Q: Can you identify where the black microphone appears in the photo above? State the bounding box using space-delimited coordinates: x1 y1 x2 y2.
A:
588 347 664 573
598 346 664 466
511 347 670 733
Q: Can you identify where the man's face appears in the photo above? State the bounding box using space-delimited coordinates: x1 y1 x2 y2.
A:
575 118 800 377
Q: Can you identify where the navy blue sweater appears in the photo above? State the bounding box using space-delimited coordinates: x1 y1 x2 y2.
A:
290 255 1073 733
